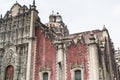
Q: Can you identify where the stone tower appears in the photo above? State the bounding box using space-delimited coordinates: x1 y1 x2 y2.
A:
45 12 69 37
0 1 39 80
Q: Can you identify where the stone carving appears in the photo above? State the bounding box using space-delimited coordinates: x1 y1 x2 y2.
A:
0 45 28 80
0 2 33 80
0 12 31 46
3 49 15 65
16 45 28 80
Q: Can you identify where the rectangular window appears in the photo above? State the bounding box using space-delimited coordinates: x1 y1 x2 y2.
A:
59 63 62 80
75 70 81 80
43 73 48 80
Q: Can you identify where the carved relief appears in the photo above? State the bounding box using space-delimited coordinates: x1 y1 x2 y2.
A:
16 45 28 80
0 2 35 80
0 44 28 80
3 49 15 65
0 11 31 46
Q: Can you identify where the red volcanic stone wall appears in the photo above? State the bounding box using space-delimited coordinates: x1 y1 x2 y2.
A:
35 27 56 80
66 41 89 80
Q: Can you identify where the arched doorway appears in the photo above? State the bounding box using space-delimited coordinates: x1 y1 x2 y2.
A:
5 65 14 80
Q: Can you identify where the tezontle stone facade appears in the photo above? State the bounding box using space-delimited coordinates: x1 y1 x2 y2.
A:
0 1 119 80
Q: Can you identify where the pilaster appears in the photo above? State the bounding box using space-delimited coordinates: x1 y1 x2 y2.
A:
54 40 67 80
56 43 64 80
26 2 38 80
88 32 99 80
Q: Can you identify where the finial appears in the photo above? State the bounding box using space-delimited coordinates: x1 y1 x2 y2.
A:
103 24 105 27
16 1 18 3
33 0 35 6
103 24 107 31
52 11 54 15
57 12 59 15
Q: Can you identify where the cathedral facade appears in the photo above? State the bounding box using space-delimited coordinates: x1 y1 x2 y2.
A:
0 1 119 80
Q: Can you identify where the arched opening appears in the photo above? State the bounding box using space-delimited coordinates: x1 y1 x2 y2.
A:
75 70 81 80
5 65 14 80
43 72 48 80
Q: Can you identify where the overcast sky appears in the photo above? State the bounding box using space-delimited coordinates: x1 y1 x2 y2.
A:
0 0 120 49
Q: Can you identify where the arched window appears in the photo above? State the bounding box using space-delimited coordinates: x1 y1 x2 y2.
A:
75 70 81 80
43 72 48 80
5 65 14 80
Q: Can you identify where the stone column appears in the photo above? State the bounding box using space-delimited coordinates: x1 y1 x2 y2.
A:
26 4 38 80
88 32 99 80
54 41 66 80
57 43 64 80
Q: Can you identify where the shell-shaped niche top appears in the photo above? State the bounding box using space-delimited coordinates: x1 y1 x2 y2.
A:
4 2 29 18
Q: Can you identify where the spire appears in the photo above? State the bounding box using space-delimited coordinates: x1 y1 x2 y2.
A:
102 24 107 31
33 0 35 6
31 0 37 10
52 11 54 15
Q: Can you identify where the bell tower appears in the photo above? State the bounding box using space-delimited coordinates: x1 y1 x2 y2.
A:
0 0 39 80
46 12 69 37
